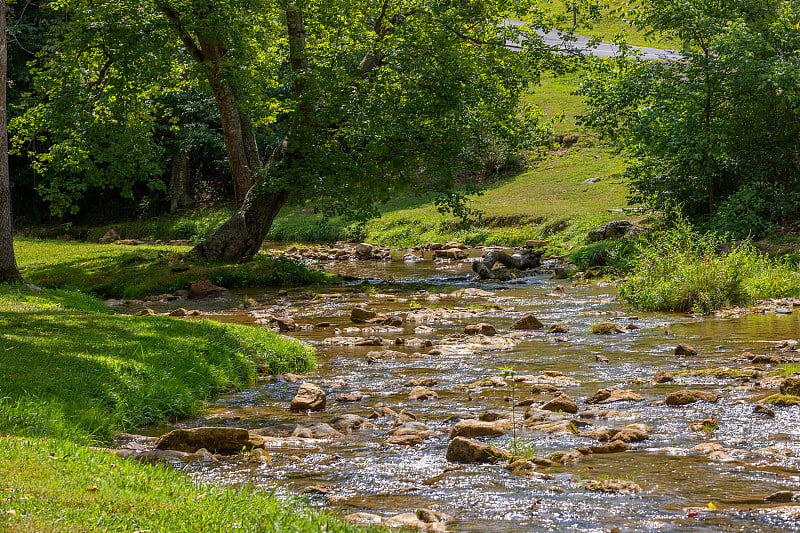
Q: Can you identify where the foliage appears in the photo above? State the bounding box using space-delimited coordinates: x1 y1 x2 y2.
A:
569 238 638 270
619 222 800 314
578 0 800 236
0 284 315 440
12 0 557 226
14 239 330 299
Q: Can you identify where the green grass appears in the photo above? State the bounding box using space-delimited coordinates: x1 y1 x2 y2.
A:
0 285 315 441
0 285 364 533
14 238 330 299
620 222 800 314
0 436 375 533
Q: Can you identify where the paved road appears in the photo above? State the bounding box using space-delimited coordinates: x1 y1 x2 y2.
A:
503 18 682 61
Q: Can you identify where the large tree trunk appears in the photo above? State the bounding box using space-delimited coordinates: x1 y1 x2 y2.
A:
193 4 310 262
0 0 21 283
167 151 193 211
202 40 261 206
193 188 289 262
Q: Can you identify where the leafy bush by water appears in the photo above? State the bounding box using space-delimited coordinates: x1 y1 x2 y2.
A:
619 223 800 314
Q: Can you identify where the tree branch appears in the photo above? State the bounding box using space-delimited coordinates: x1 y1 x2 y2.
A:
155 1 204 63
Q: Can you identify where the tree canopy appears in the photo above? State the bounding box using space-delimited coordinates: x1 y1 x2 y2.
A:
579 0 800 237
12 0 561 260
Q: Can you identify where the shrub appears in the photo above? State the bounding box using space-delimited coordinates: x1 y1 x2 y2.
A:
619 222 800 314
570 238 638 271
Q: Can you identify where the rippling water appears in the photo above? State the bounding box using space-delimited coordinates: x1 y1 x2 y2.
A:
141 255 800 532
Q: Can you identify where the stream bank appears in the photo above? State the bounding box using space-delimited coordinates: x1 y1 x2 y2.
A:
114 247 800 532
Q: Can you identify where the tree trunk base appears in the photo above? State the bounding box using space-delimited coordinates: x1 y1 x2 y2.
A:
193 188 288 262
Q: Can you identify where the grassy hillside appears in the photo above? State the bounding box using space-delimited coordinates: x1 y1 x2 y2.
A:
270 70 634 249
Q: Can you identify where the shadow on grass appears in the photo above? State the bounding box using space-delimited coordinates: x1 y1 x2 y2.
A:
0 308 261 440
19 245 329 299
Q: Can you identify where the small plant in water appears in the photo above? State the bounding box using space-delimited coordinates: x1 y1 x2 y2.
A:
702 420 718 436
777 363 800 377
498 365 522 460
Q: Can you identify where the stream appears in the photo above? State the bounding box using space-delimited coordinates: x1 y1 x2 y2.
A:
126 249 800 532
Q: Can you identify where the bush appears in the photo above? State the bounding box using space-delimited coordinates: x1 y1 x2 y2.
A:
619 222 800 314
704 183 800 239
570 239 638 271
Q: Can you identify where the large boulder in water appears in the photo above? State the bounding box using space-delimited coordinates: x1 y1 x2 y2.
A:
780 377 800 397
510 314 544 330
541 394 578 414
665 389 718 406
290 382 327 412
155 427 254 454
446 436 510 464
351 307 377 323
450 420 508 439
585 388 644 404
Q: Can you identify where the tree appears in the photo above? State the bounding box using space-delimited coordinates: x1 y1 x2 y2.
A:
579 0 800 237
0 0 22 283
13 0 558 261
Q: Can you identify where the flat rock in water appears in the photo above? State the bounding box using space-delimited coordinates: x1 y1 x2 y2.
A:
450 419 508 439
674 343 698 356
590 440 634 453
584 479 641 494
753 403 776 417
155 427 253 454
405 377 438 387
464 323 497 336
409 386 438 401
329 414 371 432
541 395 578 414
384 434 425 446
765 491 800 502
351 307 378 322
653 370 674 383
275 317 297 331
585 388 644 404
343 512 383 525
335 392 365 403
665 389 718 406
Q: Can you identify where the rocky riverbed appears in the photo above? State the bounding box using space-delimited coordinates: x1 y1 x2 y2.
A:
110 245 800 532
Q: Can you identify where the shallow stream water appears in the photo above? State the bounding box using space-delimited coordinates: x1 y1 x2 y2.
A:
139 253 800 532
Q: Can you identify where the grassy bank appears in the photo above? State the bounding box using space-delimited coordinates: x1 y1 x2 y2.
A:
14 238 330 299
0 285 374 532
0 436 372 533
0 285 315 440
